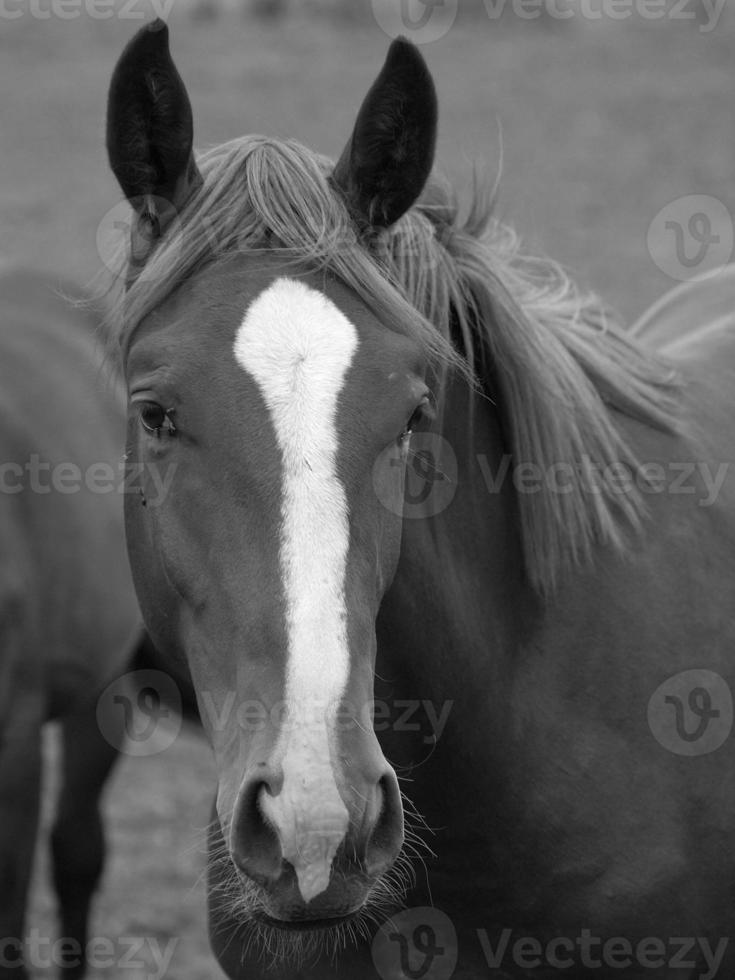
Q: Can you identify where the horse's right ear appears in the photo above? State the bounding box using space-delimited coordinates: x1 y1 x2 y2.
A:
106 19 201 264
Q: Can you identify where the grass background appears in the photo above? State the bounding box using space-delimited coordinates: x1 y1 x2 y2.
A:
3 0 735 975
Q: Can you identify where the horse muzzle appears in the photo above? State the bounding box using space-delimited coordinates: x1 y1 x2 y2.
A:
228 754 404 923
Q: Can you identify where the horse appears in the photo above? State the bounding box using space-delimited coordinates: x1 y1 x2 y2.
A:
104 20 735 979
0 269 143 979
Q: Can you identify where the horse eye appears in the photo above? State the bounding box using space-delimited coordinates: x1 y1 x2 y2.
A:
139 401 174 436
400 396 434 442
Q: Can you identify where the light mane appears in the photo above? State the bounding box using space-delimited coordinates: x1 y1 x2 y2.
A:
105 134 683 594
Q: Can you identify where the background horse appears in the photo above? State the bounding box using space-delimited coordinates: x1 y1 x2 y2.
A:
0 269 143 979
105 20 735 979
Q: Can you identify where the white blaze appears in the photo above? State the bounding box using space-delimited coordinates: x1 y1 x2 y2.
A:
233 277 357 904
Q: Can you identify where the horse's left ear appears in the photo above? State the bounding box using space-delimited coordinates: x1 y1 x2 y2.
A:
331 37 437 230
106 19 202 265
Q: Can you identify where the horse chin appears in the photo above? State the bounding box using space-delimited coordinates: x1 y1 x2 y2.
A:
236 905 367 972
236 881 372 969
242 873 371 931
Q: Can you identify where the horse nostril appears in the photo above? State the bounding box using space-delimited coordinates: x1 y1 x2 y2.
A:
231 777 283 886
365 770 404 878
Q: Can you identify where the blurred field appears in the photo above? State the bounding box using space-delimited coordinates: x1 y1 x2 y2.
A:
4 0 735 976
34 724 220 979
4 2 735 319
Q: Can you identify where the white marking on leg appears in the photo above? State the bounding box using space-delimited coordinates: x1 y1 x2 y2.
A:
234 277 357 904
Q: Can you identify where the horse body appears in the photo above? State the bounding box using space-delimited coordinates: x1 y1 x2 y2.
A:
0 271 140 708
0 270 141 979
105 22 735 980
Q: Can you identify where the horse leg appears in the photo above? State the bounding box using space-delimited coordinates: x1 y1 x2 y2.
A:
0 721 42 980
49 685 127 980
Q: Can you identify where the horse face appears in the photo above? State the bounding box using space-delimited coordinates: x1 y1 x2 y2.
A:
108 20 438 934
123 254 431 922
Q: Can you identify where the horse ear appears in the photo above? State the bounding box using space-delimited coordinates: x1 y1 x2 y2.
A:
331 37 437 231
106 19 201 263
